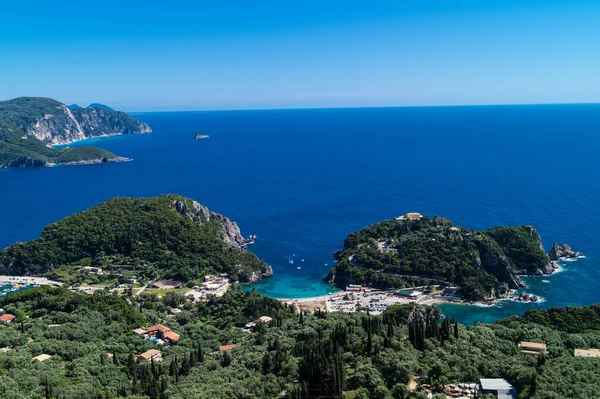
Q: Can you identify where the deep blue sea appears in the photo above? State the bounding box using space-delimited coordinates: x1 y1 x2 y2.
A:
1 105 599 324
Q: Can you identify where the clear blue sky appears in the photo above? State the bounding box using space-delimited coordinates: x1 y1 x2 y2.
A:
1 1 599 111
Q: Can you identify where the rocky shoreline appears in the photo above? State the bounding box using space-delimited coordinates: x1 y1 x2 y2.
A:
49 156 132 167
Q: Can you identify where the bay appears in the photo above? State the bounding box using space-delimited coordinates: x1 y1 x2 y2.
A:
1 105 598 323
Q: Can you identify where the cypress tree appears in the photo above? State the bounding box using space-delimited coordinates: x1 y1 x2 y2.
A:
454 322 459 339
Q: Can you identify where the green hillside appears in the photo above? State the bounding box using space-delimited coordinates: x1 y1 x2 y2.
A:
0 195 270 283
0 286 597 398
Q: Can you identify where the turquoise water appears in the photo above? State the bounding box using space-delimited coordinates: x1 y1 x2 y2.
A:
0 284 33 298
1 105 599 322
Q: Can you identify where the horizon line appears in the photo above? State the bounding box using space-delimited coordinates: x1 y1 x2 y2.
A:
128 100 600 114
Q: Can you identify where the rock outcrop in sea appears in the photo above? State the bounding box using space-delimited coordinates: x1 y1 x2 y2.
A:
548 243 583 261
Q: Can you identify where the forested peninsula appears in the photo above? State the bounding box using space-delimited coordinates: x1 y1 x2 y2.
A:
0 195 271 284
327 214 560 301
0 97 151 168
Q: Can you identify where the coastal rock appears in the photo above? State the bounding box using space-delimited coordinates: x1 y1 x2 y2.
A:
1 157 47 168
408 304 442 324
548 243 583 261
249 265 274 282
172 199 247 248
516 291 540 303
56 156 132 166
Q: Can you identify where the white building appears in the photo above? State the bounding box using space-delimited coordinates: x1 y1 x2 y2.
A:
480 378 516 399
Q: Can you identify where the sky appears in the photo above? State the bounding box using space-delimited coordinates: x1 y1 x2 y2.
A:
1 0 599 111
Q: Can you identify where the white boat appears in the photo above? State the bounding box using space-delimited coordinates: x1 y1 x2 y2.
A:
297 266 301 270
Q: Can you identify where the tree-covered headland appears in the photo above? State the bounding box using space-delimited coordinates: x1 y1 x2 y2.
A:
327 215 554 301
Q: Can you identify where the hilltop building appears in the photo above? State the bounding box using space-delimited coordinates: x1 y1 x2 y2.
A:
32 354 52 362
396 212 423 221
518 341 547 355
137 349 162 363
574 348 600 358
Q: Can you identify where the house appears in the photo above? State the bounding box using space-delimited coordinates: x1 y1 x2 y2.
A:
134 324 180 342
259 316 273 325
32 354 52 362
518 341 547 355
0 347 12 353
133 328 148 336
575 348 600 358
146 324 172 337
0 314 16 324
480 378 516 399
396 212 423 221
219 344 237 351
137 349 162 363
80 266 103 274
163 331 180 342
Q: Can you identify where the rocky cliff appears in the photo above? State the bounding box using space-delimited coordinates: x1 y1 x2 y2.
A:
172 198 247 248
0 97 150 167
26 102 151 146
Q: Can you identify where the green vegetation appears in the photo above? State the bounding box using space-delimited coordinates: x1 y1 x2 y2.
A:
0 195 269 283
0 96 149 167
327 216 551 300
500 304 600 334
0 286 598 398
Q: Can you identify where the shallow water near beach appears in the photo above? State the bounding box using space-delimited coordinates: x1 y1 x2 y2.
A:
1 105 599 323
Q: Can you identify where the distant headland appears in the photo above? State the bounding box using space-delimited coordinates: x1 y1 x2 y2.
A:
0 97 151 168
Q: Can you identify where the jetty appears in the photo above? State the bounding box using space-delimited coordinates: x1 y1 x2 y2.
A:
0 276 62 287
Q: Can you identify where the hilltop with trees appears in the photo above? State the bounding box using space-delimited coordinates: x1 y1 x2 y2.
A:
0 195 271 284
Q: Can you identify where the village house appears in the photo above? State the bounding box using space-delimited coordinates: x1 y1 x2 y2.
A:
0 314 16 324
32 354 52 362
133 324 180 342
518 341 547 355
346 284 362 292
137 349 162 363
574 348 600 358
259 316 273 325
80 266 103 274
219 344 236 351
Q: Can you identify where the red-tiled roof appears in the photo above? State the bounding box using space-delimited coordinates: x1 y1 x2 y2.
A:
219 344 237 351
147 324 171 333
163 331 180 341
0 314 15 322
